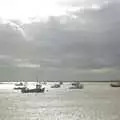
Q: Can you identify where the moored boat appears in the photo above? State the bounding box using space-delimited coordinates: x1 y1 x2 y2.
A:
72 82 77 86
14 81 26 90
69 82 84 89
59 81 63 85
14 86 26 90
15 82 24 86
21 87 45 93
69 85 84 89
21 83 45 93
51 84 61 88
110 82 120 87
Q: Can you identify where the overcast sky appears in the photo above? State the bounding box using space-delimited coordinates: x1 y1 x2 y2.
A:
0 0 120 81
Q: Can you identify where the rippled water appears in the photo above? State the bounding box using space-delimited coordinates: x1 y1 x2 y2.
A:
0 82 120 120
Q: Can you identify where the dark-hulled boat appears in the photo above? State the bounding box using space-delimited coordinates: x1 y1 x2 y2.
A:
72 82 77 86
21 87 45 93
21 83 45 93
14 86 26 90
59 81 63 85
110 82 120 87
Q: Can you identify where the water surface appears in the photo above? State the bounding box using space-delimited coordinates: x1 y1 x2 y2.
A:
0 82 120 120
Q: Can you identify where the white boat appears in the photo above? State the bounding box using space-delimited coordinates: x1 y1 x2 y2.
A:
69 82 84 89
14 82 26 90
15 82 24 86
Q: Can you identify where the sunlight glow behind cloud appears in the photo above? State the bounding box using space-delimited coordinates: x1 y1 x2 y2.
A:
0 0 68 23
0 0 104 23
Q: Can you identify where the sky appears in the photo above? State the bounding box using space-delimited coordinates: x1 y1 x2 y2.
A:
0 0 120 81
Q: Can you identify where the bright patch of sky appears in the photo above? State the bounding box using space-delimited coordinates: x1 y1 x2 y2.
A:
0 0 67 23
0 0 106 23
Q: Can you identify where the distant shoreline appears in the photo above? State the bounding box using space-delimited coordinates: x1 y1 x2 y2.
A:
0 80 120 83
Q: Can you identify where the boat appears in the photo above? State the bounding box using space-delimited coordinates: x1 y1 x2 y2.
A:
59 81 63 85
42 80 47 85
21 87 45 93
72 82 77 86
51 84 61 88
14 86 26 90
69 84 84 89
14 81 26 90
69 82 84 89
71 81 81 86
15 82 24 86
21 83 45 93
110 82 120 87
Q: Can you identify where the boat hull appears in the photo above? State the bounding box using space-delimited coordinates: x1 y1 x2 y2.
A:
51 84 60 88
21 88 45 93
14 87 26 90
69 84 84 89
15 83 24 86
110 84 120 87
69 86 83 89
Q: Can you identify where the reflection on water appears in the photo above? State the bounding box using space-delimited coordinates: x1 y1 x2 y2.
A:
0 82 120 120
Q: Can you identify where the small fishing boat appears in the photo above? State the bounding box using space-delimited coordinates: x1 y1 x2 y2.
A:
69 82 84 89
110 82 120 87
15 82 24 86
51 84 60 88
21 83 45 93
14 86 26 90
59 81 63 85
42 80 47 85
14 81 26 90
21 87 45 93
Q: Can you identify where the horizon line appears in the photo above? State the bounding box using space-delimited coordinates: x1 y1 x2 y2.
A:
1 80 120 82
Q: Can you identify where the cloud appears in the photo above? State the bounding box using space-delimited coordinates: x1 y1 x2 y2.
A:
6 21 26 38
0 0 120 81
14 58 40 68
22 1 120 74
0 54 11 59
0 20 36 59
16 63 40 68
